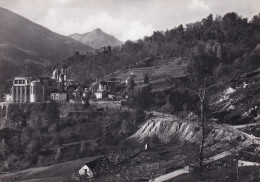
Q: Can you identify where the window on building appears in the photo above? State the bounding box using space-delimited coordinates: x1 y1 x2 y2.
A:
14 80 18 84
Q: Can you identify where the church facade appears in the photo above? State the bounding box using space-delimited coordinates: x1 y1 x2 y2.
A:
11 63 68 103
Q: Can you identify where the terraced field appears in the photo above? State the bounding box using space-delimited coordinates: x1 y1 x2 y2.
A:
105 62 188 82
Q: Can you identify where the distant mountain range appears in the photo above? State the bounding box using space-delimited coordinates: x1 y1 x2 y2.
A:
0 7 93 90
69 28 123 49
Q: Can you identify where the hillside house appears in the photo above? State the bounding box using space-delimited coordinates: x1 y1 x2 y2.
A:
108 94 116 100
78 157 108 177
51 92 67 102
95 90 106 99
4 94 12 102
94 80 122 100
72 85 84 99
78 165 93 177
98 81 108 91
83 88 91 99
89 82 99 96
94 81 107 99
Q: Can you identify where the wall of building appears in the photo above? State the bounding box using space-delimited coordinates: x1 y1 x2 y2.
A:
5 94 12 102
95 92 104 99
30 82 45 103
12 86 30 103
51 93 67 102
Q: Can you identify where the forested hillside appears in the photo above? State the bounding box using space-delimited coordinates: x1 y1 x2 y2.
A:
67 12 260 86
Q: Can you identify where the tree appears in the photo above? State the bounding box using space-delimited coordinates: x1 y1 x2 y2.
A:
196 79 207 181
206 14 213 26
135 84 152 109
27 134 41 155
251 13 260 26
216 43 222 61
188 55 209 181
143 73 149 84
10 106 29 127
127 76 135 98
1 139 5 159
177 24 184 34
221 12 241 42
130 77 135 90
134 108 146 125
107 45 112 52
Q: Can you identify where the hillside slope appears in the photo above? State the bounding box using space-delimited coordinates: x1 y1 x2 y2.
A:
0 7 93 89
130 111 246 156
0 156 98 182
69 28 123 49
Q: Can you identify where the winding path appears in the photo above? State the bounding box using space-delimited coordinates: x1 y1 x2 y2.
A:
152 123 260 182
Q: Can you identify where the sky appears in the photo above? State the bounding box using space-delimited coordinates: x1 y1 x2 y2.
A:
0 0 260 41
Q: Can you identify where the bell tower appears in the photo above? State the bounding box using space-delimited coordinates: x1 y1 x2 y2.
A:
60 61 67 91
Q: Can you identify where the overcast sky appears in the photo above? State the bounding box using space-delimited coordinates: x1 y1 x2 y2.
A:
0 0 260 41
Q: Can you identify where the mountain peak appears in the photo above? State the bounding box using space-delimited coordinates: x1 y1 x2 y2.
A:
93 28 103 33
69 29 123 49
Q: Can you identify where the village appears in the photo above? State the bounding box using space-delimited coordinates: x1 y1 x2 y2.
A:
0 57 190 109
0 62 140 105
1 2 260 181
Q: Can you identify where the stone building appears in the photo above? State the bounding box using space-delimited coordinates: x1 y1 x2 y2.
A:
12 77 31 102
11 63 68 103
51 92 67 102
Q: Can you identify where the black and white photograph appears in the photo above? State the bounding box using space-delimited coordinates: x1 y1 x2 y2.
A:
0 0 260 181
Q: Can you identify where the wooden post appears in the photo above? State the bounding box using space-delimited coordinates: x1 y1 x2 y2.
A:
236 159 240 182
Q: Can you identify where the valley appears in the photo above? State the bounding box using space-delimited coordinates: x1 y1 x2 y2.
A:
0 3 260 182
